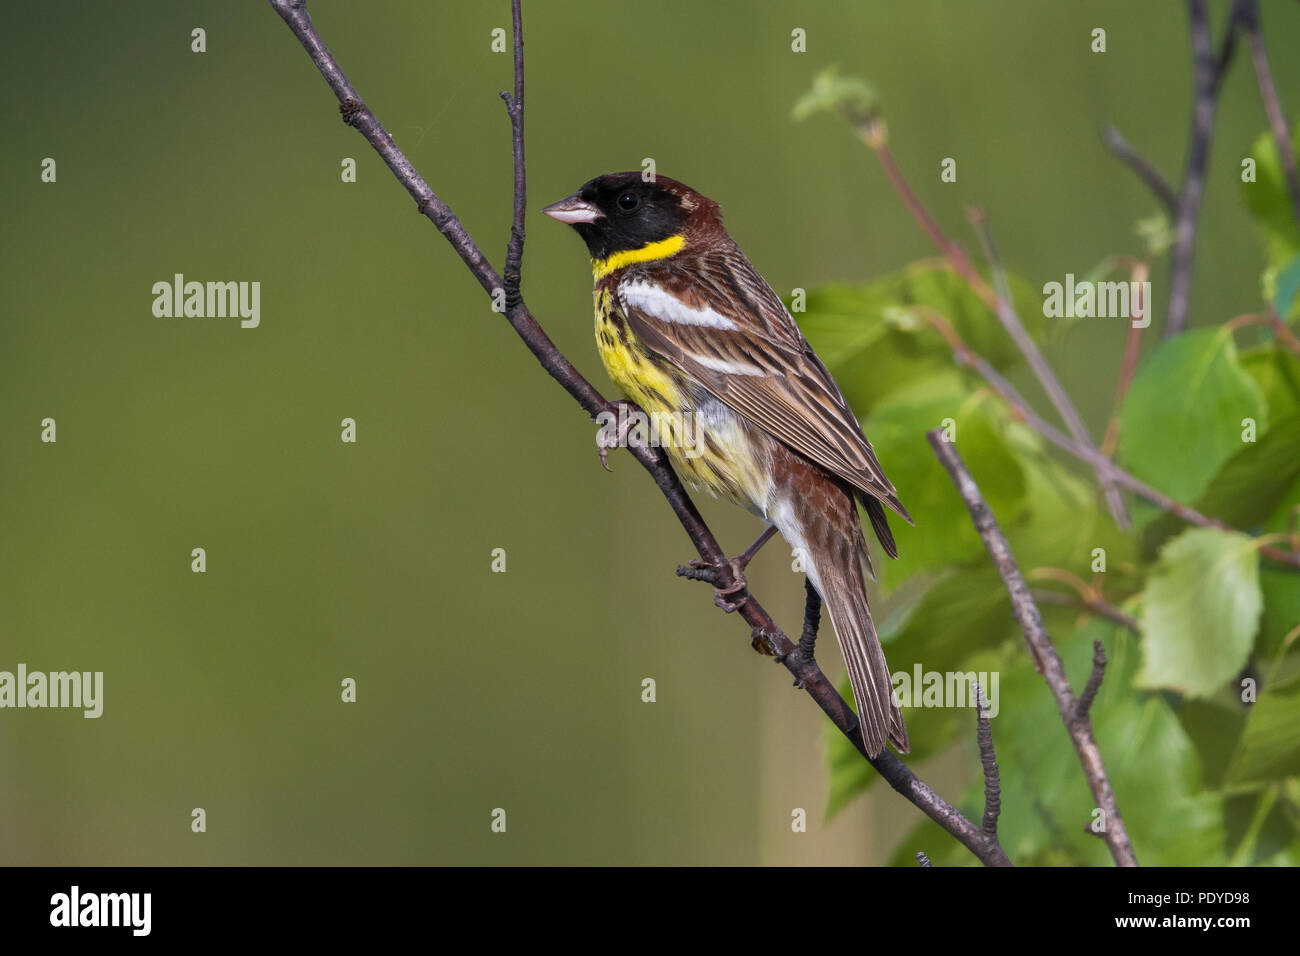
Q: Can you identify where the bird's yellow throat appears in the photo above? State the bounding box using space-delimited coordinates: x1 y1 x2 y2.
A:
591 234 685 280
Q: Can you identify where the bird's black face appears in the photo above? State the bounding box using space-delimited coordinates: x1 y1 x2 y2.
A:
542 173 689 261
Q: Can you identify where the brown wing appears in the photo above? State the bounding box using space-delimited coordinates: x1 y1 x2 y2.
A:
618 241 912 523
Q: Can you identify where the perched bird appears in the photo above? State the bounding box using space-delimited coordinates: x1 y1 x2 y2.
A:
543 173 912 756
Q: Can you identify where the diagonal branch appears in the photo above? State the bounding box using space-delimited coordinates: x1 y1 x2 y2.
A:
267 0 1011 867
927 431 1139 867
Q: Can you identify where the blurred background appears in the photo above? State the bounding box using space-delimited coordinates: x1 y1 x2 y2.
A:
2 0 1297 865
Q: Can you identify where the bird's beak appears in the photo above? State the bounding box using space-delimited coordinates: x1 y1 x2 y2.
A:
542 194 602 225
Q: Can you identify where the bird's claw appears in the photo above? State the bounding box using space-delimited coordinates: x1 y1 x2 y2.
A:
686 557 749 613
596 401 639 472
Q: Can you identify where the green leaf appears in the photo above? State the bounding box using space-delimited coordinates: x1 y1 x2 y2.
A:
1241 345 1300 423
1118 328 1267 507
1177 697 1248 788
1227 674 1300 785
863 373 1027 589
1140 349 1300 557
1240 126 1300 273
1273 254 1300 320
1136 528 1263 698
1010 442 1138 577
1256 477 1300 657
792 283 896 368
1135 211 1175 257
1224 790 1296 865
1260 566 1300 659
1144 415 1300 555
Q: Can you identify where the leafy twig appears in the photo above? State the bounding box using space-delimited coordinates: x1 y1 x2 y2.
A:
853 118 1128 528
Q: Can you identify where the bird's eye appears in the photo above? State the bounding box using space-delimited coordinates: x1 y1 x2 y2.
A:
617 192 640 212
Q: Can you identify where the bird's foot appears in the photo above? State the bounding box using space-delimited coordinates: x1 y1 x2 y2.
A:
596 400 642 472
677 556 750 612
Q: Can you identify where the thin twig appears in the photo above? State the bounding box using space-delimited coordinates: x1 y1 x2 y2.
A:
1031 589 1140 634
973 681 1001 838
267 0 1012 868
1100 126 1178 215
1076 640 1108 721
916 851 933 868
927 431 1139 867
1224 310 1300 356
500 0 526 305
1100 260 1150 459
1239 0 1300 228
860 120 1128 528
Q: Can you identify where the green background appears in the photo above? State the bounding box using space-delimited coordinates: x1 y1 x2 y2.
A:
1 0 1294 865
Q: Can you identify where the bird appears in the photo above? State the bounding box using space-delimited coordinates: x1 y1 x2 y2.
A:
542 172 912 756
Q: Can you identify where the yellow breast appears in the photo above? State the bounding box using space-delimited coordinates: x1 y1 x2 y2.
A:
593 287 773 516
593 288 683 416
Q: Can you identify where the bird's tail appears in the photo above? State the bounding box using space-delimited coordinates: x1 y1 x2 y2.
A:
775 495 908 757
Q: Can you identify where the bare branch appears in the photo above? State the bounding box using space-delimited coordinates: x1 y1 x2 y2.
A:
268 0 1012 867
973 682 1001 838
927 430 1139 867
916 851 933 868
1076 640 1109 721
